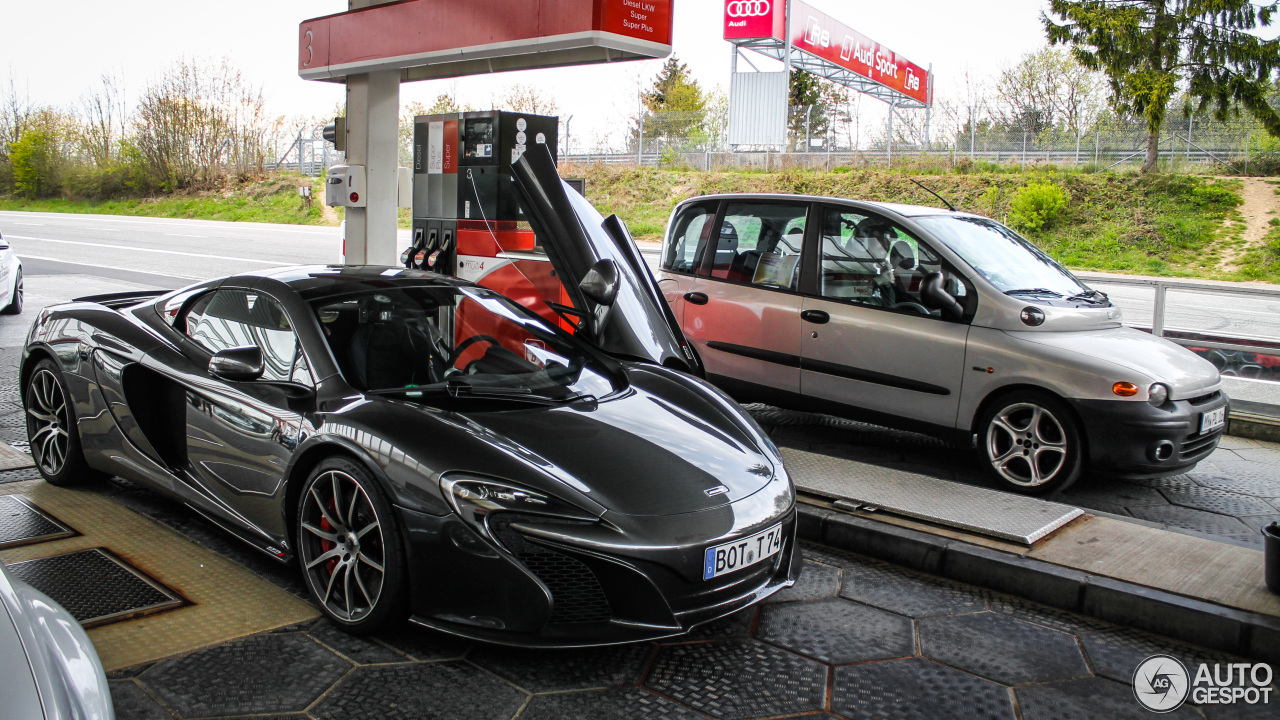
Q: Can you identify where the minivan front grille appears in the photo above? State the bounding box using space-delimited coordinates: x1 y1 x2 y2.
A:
489 514 612 625
1180 428 1222 461
1186 391 1222 407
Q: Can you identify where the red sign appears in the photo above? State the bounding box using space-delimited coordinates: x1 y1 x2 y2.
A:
443 120 458 175
722 0 930 106
599 0 674 47
301 0 672 82
723 0 783 41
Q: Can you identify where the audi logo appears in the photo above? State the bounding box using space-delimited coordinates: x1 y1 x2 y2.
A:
727 1 771 18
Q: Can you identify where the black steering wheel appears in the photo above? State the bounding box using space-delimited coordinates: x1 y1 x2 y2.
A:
449 335 504 374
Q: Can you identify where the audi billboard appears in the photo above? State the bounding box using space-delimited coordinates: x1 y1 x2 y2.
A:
723 0 931 106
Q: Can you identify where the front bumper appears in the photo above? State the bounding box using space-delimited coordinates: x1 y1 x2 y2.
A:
396 504 801 648
1070 390 1229 479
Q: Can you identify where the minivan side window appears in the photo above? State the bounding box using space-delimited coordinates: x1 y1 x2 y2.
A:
707 203 807 290
818 208 967 319
661 204 716 275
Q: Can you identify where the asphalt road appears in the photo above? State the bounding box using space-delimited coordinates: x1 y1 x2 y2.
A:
1 210 1275 345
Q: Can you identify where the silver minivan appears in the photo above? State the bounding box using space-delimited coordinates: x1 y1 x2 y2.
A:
656 195 1228 495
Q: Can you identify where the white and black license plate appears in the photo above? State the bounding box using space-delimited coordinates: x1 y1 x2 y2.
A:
703 524 783 581
1200 407 1226 434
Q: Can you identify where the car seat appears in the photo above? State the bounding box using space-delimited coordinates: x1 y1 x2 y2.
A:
712 222 739 275
350 297 445 390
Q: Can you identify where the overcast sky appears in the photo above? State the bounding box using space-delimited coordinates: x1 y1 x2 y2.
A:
2 0 1050 148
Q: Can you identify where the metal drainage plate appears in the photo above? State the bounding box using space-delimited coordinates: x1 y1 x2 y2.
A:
782 448 1084 545
6 548 185 628
0 495 75 549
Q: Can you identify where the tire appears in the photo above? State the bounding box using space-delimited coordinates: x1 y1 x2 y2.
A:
296 456 408 635
2 269 23 315
975 390 1084 496
25 358 103 486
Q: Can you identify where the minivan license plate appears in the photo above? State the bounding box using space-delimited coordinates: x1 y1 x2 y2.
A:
703 524 783 581
1200 407 1226 434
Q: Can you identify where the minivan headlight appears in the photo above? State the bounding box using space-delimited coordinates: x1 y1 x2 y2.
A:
1148 383 1170 406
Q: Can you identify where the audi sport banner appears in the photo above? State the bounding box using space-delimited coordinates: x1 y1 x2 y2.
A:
724 0 931 106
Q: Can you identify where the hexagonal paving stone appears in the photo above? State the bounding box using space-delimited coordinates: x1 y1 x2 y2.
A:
1157 484 1277 516
310 661 526 720
1191 472 1280 499
1079 628 1246 684
1058 481 1170 509
519 687 703 720
373 622 471 661
646 640 827 720
758 598 914 664
764 560 841 604
1128 505 1256 538
987 594 1115 636
468 642 652 692
141 633 350 717
919 612 1089 686
799 541 883 569
840 563 986 618
1204 458 1280 487
108 680 174 720
831 657 1014 720
1017 676 1202 720
309 621 410 665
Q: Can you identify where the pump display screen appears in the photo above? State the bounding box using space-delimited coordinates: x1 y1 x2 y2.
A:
464 119 495 160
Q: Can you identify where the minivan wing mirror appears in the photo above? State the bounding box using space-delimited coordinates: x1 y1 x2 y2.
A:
209 346 265 382
921 272 965 321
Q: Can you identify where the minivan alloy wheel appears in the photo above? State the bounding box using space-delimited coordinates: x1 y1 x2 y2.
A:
985 402 1068 488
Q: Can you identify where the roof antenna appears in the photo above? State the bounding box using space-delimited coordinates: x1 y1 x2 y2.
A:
907 177 956 212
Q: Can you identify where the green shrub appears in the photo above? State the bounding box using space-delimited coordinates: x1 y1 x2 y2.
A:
1008 182 1069 232
10 130 61 199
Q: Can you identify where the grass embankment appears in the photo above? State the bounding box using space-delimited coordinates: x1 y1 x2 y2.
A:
572 164 1258 283
0 174 338 226
0 166 1261 283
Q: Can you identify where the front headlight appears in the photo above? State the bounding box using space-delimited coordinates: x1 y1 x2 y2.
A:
1148 383 1170 406
440 476 598 533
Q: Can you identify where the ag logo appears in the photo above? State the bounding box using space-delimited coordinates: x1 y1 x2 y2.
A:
1134 655 1190 713
727 1 771 18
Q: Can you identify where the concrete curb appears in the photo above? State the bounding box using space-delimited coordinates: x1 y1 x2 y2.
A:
799 504 1280 665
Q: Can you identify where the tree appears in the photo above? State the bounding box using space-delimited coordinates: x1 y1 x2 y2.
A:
498 84 558 116
788 70 848 150
994 47 1107 135
638 56 707 149
11 129 58 198
1045 0 1280 173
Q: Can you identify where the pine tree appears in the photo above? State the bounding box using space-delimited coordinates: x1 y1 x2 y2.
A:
1045 0 1280 173
637 56 707 150
788 70 847 151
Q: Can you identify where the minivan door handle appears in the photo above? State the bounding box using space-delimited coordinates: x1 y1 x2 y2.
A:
801 310 830 324
684 292 709 306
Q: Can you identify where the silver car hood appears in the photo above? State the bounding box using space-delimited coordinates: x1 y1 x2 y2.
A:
0 562 113 720
1006 327 1222 399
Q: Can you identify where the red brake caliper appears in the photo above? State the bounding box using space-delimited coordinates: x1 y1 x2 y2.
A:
320 499 339 577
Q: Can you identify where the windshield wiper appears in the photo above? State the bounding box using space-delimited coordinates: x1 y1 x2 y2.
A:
1067 289 1110 304
1005 288 1065 298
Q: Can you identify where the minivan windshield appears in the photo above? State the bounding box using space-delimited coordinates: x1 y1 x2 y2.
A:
312 285 619 403
916 216 1090 298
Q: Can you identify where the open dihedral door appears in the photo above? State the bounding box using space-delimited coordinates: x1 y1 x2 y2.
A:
510 146 702 375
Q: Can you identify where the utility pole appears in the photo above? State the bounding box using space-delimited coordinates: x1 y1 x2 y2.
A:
887 100 894 169
637 94 645 166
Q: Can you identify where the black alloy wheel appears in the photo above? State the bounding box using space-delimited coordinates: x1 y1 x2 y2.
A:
977 390 1084 496
2 269 23 314
25 359 100 486
297 457 407 634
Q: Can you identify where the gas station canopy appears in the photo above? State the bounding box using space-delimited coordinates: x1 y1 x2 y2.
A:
300 0 673 82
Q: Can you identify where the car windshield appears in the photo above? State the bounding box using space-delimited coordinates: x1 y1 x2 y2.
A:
311 285 618 402
916 216 1089 297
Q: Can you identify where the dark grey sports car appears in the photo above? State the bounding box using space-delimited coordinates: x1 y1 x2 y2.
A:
19 149 800 645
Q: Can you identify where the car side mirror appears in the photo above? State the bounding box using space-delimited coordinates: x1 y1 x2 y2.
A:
209 347 265 382
921 272 965 321
579 259 619 307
